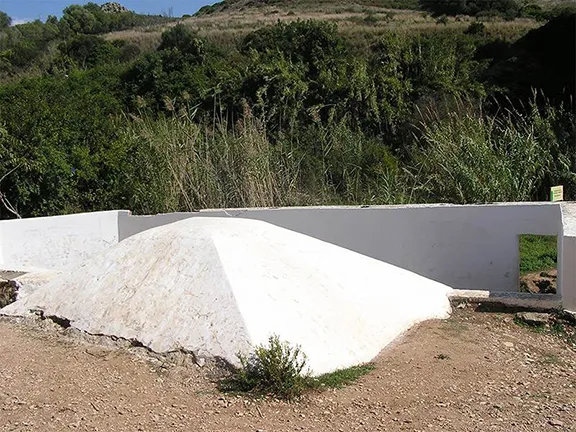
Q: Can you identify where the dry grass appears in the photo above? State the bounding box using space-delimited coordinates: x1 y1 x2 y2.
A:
104 7 541 52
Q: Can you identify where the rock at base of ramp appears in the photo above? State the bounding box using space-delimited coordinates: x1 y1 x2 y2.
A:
1 217 453 375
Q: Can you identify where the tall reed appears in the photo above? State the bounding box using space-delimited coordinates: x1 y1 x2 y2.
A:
126 103 303 211
409 98 570 204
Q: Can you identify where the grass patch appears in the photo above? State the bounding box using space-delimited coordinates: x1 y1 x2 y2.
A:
514 315 547 332
519 234 557 275
310 364 375 389
220 335 374 400
514 312 576 347
442 320 469 334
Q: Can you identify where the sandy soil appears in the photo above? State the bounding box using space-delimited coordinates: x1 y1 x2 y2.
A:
0 307 574 432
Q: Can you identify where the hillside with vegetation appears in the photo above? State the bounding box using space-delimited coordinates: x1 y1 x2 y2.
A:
195 0 573 17
0 0 574 219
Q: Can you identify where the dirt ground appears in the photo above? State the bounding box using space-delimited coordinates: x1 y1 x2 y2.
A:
0 307 574 432
520 269 558 294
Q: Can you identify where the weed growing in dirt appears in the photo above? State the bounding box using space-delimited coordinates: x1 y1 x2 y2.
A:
514 312 576 347
548 321 576 347
221 335 374 400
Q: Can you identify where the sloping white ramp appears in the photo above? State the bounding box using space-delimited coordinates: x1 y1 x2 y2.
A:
1 217 453 375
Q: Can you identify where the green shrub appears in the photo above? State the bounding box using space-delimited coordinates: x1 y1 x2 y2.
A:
0 66 131 218
158 24 205 57
121 27 230 111
221 335 376 400
370 31 485 105
194 2 223 16
231 335 310 400
57 34 122 69
59 2 173 36
241 20 347 69
465 21 486 35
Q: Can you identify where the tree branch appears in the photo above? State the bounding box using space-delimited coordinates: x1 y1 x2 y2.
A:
0 163 21 219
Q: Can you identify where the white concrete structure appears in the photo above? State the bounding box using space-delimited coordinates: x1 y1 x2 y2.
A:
560 204 576 313
119 203 562 292
11 270 61 300
0 202 574 311
0 210 126 271
1 218 453 375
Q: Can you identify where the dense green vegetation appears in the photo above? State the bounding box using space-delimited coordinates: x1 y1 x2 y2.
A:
0 2 574 219
0 3 171 77
519 235 557 274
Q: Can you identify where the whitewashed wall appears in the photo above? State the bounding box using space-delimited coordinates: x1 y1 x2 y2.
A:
0 210 129 271
560 204 576 312
119 203 563 292
1 204 572 307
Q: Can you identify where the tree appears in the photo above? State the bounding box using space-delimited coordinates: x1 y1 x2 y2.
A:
0 11 11 29
158 24 204 58
0 68 130 217
241 20 347 71
58 35 121 69
46 15 59 26
122 25 211 110
60 5 99 35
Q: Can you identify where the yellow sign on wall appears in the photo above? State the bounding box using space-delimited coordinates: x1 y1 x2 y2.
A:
550 185 564 202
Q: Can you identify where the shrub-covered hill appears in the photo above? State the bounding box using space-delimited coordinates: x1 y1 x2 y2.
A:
0 1 574 219
195 0 420 16
195 0 575 19
0 2 174 77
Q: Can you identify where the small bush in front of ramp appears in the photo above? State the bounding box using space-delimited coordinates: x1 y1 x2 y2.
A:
221 334 375 400
223 335 310 400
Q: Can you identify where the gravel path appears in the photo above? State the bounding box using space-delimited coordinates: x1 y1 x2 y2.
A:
0 307 574 431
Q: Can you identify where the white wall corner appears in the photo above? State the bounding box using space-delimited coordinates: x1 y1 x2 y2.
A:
560 203 576 312
559 237 576 313
116 210 133 241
